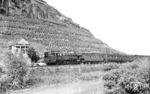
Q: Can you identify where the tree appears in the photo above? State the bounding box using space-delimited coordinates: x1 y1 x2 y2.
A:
0 52 34 93
27 47 40 63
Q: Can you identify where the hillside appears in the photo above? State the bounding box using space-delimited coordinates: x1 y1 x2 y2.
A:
0 0 123 55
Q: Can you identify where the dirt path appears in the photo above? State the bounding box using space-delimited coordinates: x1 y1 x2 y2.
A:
11 79 104 94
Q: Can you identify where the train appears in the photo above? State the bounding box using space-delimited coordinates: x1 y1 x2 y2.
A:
42 51 135 65
44 51 84 65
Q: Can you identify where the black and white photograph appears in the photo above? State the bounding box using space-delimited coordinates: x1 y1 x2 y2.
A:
0 0 149 94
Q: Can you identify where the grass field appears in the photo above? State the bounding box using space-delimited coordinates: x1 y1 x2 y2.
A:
10 64 108 94
23 62 128 87
29 64 108 86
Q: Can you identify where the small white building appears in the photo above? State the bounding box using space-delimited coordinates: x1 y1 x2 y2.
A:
9 38 31 65
9 39 30 56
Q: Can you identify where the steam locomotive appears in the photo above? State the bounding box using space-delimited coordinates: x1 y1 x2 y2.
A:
43 51 134 65
44 51 84 65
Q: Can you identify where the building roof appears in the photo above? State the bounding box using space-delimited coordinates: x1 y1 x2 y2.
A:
9 38 30 46
17 39 29 45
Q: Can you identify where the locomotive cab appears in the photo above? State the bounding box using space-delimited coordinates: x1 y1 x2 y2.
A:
51 51 62 56
44 52 57 65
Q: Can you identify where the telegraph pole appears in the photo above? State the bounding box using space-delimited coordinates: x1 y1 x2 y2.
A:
105 48 108 63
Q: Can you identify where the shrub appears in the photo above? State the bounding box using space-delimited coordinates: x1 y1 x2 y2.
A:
27 47 40 63
126 63 139 70
103 69 123 82
104 88 127 94
103 60 150 94
0 52 35 93
102 63 120 71
104 81 116 89
119 78 149 94
103 70 150 94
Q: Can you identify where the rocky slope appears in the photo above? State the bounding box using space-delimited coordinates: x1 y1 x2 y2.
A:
0 0 123 55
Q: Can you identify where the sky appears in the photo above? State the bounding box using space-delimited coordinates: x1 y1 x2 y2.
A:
45 0 150 55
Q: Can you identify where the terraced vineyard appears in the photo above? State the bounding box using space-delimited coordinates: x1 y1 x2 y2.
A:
0 0 123 55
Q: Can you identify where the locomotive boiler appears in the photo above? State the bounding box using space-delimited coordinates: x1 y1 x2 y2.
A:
44 51 84 65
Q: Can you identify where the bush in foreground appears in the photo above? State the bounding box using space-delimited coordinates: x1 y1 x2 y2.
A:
103 58 150 94
102 63 120 71
0 52 35 93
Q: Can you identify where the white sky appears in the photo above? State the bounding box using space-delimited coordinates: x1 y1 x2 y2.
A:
45 0 150 55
